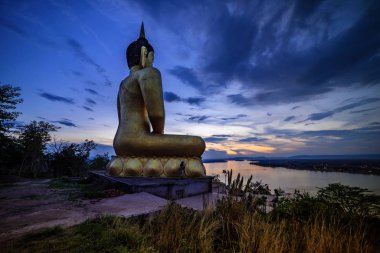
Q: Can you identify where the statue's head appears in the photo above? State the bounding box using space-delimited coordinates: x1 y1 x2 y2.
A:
126 22 154 69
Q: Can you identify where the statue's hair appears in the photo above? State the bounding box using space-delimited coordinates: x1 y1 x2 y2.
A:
126 38 154 68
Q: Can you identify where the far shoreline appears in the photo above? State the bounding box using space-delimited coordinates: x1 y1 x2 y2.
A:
203 158 380 176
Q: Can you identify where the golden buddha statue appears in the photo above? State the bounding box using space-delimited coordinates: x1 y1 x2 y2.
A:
107 23 206 178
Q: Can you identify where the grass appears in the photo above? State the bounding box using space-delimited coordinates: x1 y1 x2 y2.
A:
49 177 106 200
4 177 379 253
4 196 378 253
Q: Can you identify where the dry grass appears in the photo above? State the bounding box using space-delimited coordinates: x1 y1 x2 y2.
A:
142 197 376 253
4 196 378 253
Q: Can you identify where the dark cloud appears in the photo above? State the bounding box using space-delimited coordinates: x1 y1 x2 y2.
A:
66 39 112 87
213 134 233 138
86 81 97 86
72 71 83 76
85 88 98 95
168 66 203 89
83 106 93 112
203 149 230 160
39 92 74 104
86 98 97 106
88 117 95 120
221 114 247 121
188 115 209 122
184 97 205 106
239 137 268 142
204 137 228 142
164 91 181 102
350 107 376 114
292 106 300 110
227 94 253 106
53 119 77 127
138 0 380 105
0 17 29 38
306 97 380 121
284 116 296 122
164 91 205 106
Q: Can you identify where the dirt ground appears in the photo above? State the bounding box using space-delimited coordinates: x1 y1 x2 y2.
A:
0 176 169 242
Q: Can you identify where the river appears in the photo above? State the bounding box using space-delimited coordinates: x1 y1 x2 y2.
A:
205 160 380 195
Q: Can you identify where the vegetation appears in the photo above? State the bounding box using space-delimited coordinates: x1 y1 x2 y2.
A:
4 179 380 253
2 84 380 252
48 177 107 200
0 84 110 177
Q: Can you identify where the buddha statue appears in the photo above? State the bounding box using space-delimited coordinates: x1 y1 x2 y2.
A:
107 23 206 178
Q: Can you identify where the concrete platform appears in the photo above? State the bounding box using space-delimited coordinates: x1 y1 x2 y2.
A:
89 171 213 200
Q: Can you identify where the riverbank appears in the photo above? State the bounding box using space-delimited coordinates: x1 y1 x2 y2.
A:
253 159 380 175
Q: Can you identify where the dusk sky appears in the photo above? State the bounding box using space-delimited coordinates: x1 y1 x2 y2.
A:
1 0 379 159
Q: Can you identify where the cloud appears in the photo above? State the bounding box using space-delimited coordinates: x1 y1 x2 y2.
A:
184 97 205 106
188 115 209 122
221 114 247 121
292 106 300 110
306 97 380 121
88 117 95 120
138 0 380 105
72 71 83 76
239 137 268 142
212 134 233 138
66 39 111 86
53 119 77 127
203 149 230 160
284 116 296 122
86 81 97 86
164 91 181 102
85 88 98 95
39 92 74 104
204 137 228 142
0 17 30 38
164 91 205 106
350 108 376 114
86 98 97 106
227 94 253 106
168 66 203 89
83 106 93 112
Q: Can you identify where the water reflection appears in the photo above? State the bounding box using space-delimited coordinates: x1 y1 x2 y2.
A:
205 161 380 195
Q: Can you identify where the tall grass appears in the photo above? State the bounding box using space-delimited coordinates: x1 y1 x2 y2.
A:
5 181 379 253
144 198 375 253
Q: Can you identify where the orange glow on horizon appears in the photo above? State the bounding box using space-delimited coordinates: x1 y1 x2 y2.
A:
206 142 275 155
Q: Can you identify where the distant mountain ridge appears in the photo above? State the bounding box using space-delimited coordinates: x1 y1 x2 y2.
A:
203 154 380 163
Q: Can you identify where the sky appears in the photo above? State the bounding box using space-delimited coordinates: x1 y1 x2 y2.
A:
1 0 379 159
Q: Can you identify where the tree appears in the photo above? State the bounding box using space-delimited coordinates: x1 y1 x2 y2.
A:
0 84 23 134
0 84 23 174
48 139 96 177
18 121 58 177
89 153 110 171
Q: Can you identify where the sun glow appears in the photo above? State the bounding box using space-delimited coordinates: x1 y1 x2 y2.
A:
206 142 275 155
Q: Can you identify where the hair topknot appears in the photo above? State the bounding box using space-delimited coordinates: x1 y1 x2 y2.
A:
126 22 154 68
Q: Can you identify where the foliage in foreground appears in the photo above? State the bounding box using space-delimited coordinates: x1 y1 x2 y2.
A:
5 184 380 253
0 84 110 178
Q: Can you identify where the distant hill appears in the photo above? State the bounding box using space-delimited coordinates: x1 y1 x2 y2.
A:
203 154 380 163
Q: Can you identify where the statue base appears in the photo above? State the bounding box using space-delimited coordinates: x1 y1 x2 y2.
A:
89 171 212 200
106 156 206 178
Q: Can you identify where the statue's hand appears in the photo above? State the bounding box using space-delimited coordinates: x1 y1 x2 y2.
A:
152 130 164 134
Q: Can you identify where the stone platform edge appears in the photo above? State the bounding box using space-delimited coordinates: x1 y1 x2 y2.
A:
89 170 213 200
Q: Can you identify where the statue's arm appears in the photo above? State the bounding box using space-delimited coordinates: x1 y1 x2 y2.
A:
117 92 120 122
139 68 165 134
117 82 122 123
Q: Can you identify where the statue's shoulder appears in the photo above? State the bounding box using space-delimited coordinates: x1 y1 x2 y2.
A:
139 67 161 78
